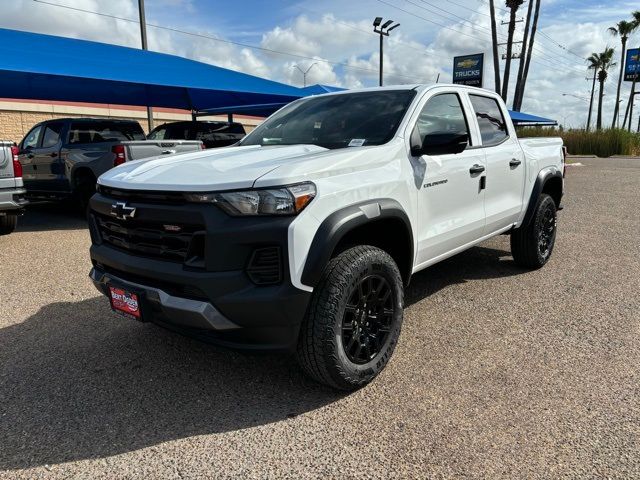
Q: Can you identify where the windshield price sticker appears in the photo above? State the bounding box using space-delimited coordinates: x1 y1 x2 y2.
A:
348 139 366 147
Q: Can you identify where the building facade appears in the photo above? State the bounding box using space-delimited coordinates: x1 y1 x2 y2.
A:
0 99 262 144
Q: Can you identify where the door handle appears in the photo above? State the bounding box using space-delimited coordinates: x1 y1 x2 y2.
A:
50 152 58 158
509 158 522 167
27 153 34 159
469 164 485 175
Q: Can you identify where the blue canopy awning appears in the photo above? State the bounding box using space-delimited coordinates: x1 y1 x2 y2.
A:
508 110 557 126
0 28 303 111
198 84 347 117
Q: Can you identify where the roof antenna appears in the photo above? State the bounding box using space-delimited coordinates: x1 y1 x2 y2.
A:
436 73 440 83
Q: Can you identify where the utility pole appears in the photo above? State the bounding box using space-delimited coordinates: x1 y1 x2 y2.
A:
488 0 502 95
373 17 400 87
138 0 154 132
292 63 318 87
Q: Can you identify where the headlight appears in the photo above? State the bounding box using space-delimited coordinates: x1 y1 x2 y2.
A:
185 182 316 216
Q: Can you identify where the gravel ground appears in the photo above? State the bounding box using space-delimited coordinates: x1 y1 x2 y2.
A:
1 157 639 479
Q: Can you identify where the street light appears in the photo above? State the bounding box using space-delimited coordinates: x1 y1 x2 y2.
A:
138 0 153 131
373 17 400 87
292 62 318 87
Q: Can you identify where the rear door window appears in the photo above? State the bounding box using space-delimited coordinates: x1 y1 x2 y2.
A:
148 126 167 140
42 123 63 148
68 121 145 144
22 125 43 149
469 95 509 146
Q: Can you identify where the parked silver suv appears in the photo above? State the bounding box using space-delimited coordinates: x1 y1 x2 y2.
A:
0 141 27 235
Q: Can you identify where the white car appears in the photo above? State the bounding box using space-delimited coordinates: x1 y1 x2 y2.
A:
88 84 564 390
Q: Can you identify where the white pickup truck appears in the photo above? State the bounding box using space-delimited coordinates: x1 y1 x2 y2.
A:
0 141 27 235
88 84 564 390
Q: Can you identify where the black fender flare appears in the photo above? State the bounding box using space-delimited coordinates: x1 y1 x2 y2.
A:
521 168 563 228
300 199 414 287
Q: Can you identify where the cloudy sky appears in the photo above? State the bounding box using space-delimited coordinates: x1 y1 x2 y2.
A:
1 0 639 127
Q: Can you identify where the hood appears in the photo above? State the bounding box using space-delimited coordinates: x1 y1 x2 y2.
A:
97 144 328 191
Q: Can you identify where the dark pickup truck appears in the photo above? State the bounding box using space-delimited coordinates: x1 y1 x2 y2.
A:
19 118 202 205
147 120 246 149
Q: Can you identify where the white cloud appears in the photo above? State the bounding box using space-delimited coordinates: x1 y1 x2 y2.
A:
1 0 637 127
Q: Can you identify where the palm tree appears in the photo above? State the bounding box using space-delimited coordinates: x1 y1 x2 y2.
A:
513 0 541 112
608 20 637 128
501 0 525 101
593 47 616 130
512 0 534 110
586 53 600 132
489 0 502 95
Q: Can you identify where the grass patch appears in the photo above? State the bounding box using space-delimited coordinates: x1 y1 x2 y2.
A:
518 128 640 157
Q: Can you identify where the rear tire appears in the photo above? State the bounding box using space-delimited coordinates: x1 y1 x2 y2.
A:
0 215 17 235
296 246 404 391
510 193 557 269
74 176 96 217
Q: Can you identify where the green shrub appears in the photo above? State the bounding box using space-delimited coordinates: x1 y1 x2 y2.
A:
517 128 640 157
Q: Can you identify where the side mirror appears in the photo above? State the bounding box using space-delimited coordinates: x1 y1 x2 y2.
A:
411 132 469 156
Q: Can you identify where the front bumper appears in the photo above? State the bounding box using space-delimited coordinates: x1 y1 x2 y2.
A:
0 188 28 214
88 190 311 351
90 266 240 331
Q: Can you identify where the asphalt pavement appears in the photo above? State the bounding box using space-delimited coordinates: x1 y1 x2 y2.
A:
1 157 639 479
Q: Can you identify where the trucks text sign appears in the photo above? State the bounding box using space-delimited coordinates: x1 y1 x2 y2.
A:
453 53 484 87
624 48 639 82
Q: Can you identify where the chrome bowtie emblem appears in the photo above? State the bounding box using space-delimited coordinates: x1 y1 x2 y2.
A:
110 201 136 220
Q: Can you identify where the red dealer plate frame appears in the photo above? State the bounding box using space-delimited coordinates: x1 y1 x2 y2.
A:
108 285 143 321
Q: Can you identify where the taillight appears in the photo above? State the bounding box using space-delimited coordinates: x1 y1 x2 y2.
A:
112 145 126 166
10 145 22 178
200 142 205 150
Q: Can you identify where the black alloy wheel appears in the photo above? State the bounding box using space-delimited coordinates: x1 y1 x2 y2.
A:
537 204 556 260
341 275 394 364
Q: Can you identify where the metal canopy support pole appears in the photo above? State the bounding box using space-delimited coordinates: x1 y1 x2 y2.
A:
138 0 154 132
228 113 233 123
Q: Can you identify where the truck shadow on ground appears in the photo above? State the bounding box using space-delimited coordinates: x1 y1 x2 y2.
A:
0 244 523 471
405 242 525 307
16 202 87 232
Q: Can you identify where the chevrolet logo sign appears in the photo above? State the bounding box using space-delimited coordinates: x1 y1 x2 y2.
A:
110 201 136 220
457 59 479 69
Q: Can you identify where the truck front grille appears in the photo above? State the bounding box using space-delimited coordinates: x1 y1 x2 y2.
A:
95 213 204 262
97 185 186 205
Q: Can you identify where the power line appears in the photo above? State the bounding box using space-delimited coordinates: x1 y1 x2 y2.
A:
376 0 588 79
294 6 453 63
31 0 428 83
406 0 586 71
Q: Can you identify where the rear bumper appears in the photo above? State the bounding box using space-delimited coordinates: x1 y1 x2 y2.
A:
0 188 28 214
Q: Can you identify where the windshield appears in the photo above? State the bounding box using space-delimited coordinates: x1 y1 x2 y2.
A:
240 90 417 149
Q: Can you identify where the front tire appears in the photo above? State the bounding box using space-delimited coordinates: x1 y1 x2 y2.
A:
0 215 17 235
510 193 557 269
296 246 404 390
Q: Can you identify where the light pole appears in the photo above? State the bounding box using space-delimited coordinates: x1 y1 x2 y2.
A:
138 0 153 131
292 63 318 87
373 17 400 87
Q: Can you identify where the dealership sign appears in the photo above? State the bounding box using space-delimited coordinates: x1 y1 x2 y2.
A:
624 48 639 81
453 53 484 87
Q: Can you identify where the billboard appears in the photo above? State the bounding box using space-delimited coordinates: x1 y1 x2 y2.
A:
453 53 484 87
624 48 639 82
